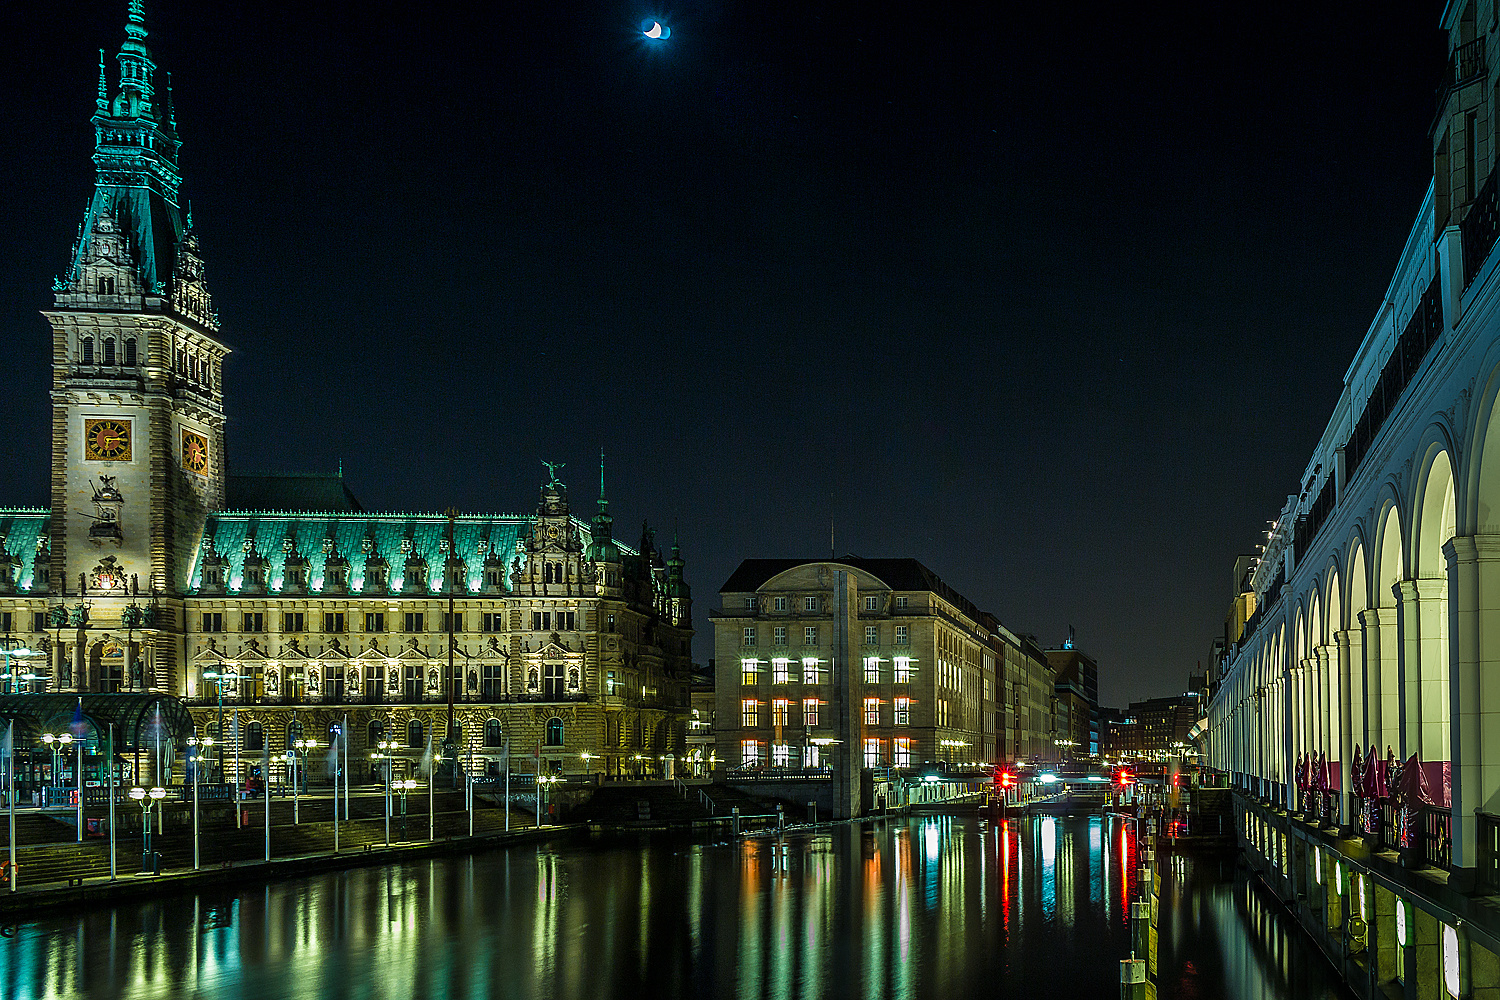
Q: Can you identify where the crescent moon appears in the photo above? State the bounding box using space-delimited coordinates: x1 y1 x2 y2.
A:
645 21 663 38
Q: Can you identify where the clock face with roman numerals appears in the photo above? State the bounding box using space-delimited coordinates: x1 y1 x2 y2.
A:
84 419 132 461
182 429 210 475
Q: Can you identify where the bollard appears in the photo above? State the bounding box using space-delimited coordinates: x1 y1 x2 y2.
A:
732 806 740 837
1120 958 1147 999
777 804 784 832
1130 900 1150 956
808 801 817 825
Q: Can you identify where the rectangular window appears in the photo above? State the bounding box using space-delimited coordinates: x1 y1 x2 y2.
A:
804 626 818 646
481 662 504 700
283 612 306 633
243 612 264 633
743 627 757 647
606 670 618 696
896 597 908 610
32 611 49 633
895 625 908 645
893 738 911 768
804 596 818 612
0 612 10 634
772 657 790 684
894 656 912 683
772 743 791 767
323 612 345 633
803 698 819 726
482 612 503 632
863 656 880 683
802 657 822 685
532 611 552 631
864 625 879 646
772 699 789 727
744 596 756 610
366 612 385 633
561 611 576 630
895 696 911 725
864 596 879 611
741 699 759 727
741 658 759 685
864 697 879 725
202 612 224 633
773 625 787 646
864 739 881 769
405 612 424 632
773 596 787 612
444 612 464 632
742 740 759 767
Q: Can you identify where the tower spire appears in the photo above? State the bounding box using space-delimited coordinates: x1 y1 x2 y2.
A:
96 50 108 111
598 448 608 511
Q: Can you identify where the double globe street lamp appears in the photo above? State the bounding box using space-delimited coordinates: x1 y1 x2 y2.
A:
186 735 215 869
40 732 83 842
129 784 166 874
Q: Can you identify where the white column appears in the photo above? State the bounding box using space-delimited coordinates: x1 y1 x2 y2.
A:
1360 607 1400 759
1332 633 1353 824
1397 578 1449 761
1445 535 1500 869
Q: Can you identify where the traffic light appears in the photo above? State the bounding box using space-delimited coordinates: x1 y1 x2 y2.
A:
1113 766 1135 789
996 767 1017 791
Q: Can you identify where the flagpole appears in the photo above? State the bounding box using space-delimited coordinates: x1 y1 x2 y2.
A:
504 737 510 832
233 708 241 830
332 726 340 854
107 723 116 881
342 713 349 837
263 741 270 863
7 720 16 892
75 699 84 844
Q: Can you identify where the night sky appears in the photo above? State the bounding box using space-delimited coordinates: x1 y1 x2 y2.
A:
0 2 1449 706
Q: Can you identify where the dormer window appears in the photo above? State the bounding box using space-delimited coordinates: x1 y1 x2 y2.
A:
82 337 94 364
98 276 115 295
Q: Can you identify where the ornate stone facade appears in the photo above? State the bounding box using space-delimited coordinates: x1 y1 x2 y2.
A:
0 5 693 782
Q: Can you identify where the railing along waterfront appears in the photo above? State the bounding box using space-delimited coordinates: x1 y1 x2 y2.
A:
1421 805 1453 869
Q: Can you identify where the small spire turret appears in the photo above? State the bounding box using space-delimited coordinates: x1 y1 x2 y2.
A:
96 50 108 111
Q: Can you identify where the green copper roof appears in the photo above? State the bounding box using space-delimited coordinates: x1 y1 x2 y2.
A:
0 510 49 592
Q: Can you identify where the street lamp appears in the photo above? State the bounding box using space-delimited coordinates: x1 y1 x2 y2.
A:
41 732 82 842
394 778 416 839
129 784 166 873
370 740 401 845
289 739 317 825
536 773 561 827
186 735 214 869
428 749 442 842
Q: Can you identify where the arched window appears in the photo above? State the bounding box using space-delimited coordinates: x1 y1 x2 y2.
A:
103 338 115 365
124 338 137 366
485 718 503 748
286 719 304 747
82 337 94 364
244 721 264 752
407 718 424 748
545 717 564 747
367 719 385 746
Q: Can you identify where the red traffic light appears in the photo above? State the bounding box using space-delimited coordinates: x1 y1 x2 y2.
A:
1113 766 1135 788
996 768 1017 790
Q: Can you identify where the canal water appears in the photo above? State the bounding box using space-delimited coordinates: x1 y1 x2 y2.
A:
0 815 1349 999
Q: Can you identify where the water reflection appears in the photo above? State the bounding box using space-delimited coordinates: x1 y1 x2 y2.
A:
0 815 1345 1000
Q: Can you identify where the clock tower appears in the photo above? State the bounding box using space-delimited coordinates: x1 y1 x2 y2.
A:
42 2 228 688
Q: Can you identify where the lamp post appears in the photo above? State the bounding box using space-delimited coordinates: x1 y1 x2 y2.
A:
186 735 214 869
394 778 416 840
428 750 442 842
290 739 317 825
41 732 82 842
537 773 561 827
202 667 243 829
130 785 166 873
371 740 399 845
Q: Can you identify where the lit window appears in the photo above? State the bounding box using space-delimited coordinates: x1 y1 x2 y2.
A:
773 596 787 612
741 659 758 685
895 696 911 725
803 698 819 726
772 699 789 727
893 738 911 767
805 626 818 646
773 625 787 646
894 656 912 683
803 656 822 684
864 656 880 683
805 596 819 612
895 625 908 645
896 597 908 610
772 743 791 767
864 738 881 769
743 627 757 647
772 657 791 683
741 699 759 727
864 596 879 611
741 740 759 767
864 625 879 646
864 697 879 725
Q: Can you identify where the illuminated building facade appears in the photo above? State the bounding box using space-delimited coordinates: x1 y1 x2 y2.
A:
0 4 693 780
711 557 1053 782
